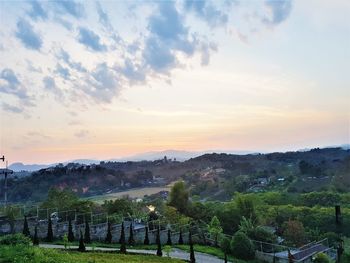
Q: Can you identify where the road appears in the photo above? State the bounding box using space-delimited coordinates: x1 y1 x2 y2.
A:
39 243 228 263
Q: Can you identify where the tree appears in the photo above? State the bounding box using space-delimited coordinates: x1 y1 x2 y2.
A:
78 230 86 252
168 181 189 213
314 253 330 263
46 217 53 242
230 231 255 260
22 216 30 237
105 222 112 243
68 219 74 242
221 237 231 263
189 231 195 263
33 225 39 245
208 216 223 246
156 226 162 256
84 218 91 243
128 222 135 246
166 229 172 245
283 220 305 247
119 222 126 254
236 195 258 222
178 228 184 245
144 226 150 245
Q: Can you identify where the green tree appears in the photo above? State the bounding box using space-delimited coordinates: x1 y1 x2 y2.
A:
105 222 112 243
208 216 223 246
314 253 330 263
144 226 150 245
33 225 39 245
178 228 184 245
230 231 255 260
235 194 258 222
189 231 195 263
78 230 86 252
46 217 53 242
68 219 74 242
168 181 189 214
84 219 91 243
156 226 162 256
221 237 231 263
283 220 305 247
128 222 135 246
166 229 172 245
119 222 126 254
22 216 30 237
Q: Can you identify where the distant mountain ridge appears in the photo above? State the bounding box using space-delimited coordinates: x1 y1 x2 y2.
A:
7 145 349 172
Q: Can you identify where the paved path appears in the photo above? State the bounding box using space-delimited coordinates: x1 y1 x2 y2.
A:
39 243 227 263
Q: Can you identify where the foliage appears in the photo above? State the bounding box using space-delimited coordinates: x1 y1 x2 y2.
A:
33 226 39 245
283 220 306 247
22 215 30 237
128 222 135 246
47 216 54 242
105 222 112 243
156 226 162 256
189 231 195 263
313 252 330 263
119 222 126 254
68 219 74 242
78 230 86 252
208 216 223 246
166 229 172 245
84 219 91 243
63 234 69 249
230 231 255 260
102 198 134 216
164 245 171 257
144 226 150 245
168 181 189 214
0 233 31 245
178 228 184 245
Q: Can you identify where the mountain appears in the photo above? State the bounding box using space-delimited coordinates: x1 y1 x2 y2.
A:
8 162 51 172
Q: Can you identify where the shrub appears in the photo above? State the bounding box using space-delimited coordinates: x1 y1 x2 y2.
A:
166 229 172 245
46 217 53 242
230 231 255 260
68 219 74 242
0 233 31 245
144 226 150 245
33 226 39 245
128 222 135 246
178 229 184 245
314 252 330 263
78 230 86 252
22 216 30 237
84 219 91 243
119 222 126 254
105 222 112 243
156 226 162 257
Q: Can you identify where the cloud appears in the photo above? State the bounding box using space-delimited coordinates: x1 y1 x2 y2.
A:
27 0 48 21
262 0 293 25
77 27 107 52
82 63 119 103
54 63 70 80
184 0 228 27
54 1 84 18
2 102 24 114
43 76 63 99
15 19 42 50
119 58 146 84
0 68 31 100
75 129 89 138
26 60 42 73
56 48 86 72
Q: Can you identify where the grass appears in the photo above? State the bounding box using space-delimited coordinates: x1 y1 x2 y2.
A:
0 245 184 263
174 244 262 263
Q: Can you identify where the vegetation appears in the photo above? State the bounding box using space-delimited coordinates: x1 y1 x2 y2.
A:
156 226 162 256
22 215 30 237
119 222 126 254
68 218 74 242
105 222 112 243
33 225 39 245
144 226 150 245
230 231 255 260
46 216 53 242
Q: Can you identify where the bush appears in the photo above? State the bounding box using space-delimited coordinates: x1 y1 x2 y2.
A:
0 233 31 245
313 252 330 263
230 231 255 260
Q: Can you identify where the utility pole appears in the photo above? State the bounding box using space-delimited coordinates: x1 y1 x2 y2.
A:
0 156 14 206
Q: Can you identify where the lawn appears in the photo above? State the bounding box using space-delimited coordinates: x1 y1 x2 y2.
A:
0 245 184 263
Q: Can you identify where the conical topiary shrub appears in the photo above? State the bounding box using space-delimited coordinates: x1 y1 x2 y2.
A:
156 226 162 257
105 222 112 243
78 230 86 252
178 228 184 245
144 226 150 245
68 218 74 242
22 216 30 237
33 225 39 245
166 229 172 245
46 217 53 242
84 219 91 243
189 231 195 263
128 222 135 246
119 222 126 254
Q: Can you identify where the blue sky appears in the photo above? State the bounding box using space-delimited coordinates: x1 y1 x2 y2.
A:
0 0 349 164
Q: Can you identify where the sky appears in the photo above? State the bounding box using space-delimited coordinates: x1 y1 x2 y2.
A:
0 0 349 164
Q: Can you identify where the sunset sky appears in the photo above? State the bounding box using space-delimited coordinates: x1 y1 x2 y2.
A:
0 0 349 164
